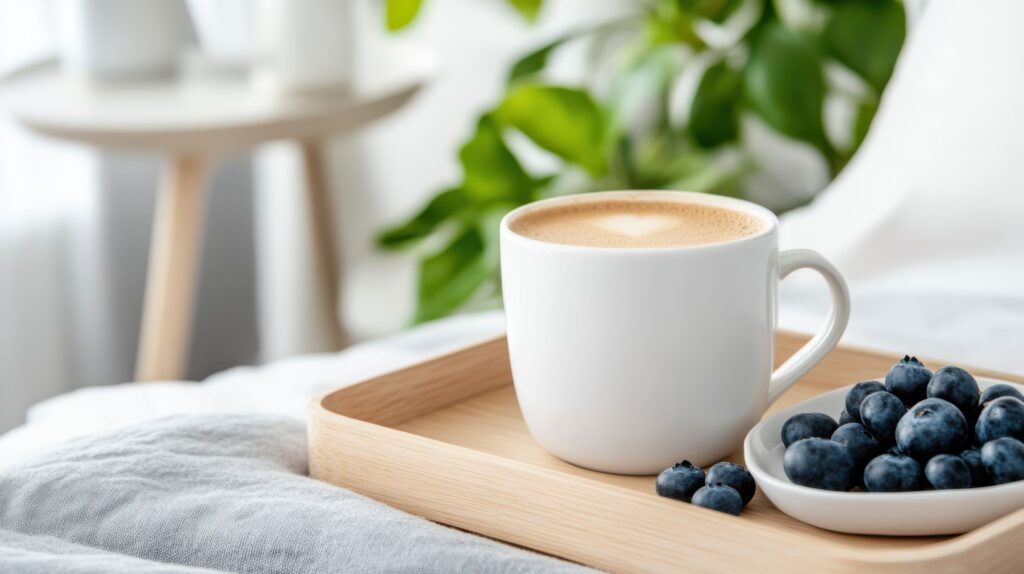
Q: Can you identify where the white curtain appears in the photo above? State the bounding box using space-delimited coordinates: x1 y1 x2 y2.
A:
0 0 259 431
0 0 111 430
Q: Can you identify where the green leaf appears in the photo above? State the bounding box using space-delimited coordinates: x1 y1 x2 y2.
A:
825 1 905 91
508 37 564 84
498 84 608 175
385 0 423 31
507 0 542 21
743 23 827 147
675 0 744 23
459 115 534 202
376 187 468 248
414 227 489 323
412 201 511 323
850 100 877 156
689 60 742 148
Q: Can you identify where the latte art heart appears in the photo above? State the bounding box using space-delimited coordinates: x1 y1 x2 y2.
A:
591 214 675 237
509 197 764 248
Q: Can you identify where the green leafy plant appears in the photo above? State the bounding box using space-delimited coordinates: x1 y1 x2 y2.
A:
379 0 906 323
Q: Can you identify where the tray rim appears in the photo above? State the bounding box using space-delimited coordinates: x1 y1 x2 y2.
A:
309 331 1024 573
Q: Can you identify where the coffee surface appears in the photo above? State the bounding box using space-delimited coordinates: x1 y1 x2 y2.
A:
509 197 764 248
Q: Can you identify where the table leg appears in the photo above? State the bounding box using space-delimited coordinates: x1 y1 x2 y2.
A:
300 140 347 350
135 155 209 381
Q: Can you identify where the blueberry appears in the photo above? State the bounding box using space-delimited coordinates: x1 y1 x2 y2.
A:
885 355 933 407
859 391 906 444
655 460 705 502
895 398 968 461
831 423 881 467
928 366 981 419
975 397 1024 443
705 462 756 506
925 454 972 489
839 409 856 425
981 437 1024 485
845 381 885 420
863 454 922 492
784 438 856 491
981 383 1024 407
781 413 839 448
691 483 743 516
959 448 992 487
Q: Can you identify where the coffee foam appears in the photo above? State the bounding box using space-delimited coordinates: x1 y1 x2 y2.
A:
509 197 764 248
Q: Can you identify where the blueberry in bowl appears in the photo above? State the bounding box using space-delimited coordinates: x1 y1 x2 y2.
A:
783 438 856 491
859 391 906 444
925 454 972 490
975 396 1024 443
981 383 1024 407
928 366 982 420
845 380 885 420
745 369 1024 536
981 437 1024 485
959 448 992 487
885 355 932 407
838 410 856 425
863 453 922 492
895 398 969 461
781 412 838 448
831 423 881 468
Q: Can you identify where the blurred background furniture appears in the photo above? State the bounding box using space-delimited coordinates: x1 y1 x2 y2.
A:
2 48 435 381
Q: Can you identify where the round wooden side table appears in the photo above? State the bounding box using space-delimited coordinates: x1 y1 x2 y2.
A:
1 46 438 381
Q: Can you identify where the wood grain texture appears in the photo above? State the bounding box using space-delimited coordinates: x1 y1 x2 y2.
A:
309 332 1024 573
300 140 347 350
135 155 208 381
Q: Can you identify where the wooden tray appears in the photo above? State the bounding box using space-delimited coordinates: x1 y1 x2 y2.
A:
309 332 1024 573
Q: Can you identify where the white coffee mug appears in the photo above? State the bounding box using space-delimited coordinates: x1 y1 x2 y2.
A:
500 191 851 475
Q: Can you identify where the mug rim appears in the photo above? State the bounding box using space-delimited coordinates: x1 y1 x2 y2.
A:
500 190 779 254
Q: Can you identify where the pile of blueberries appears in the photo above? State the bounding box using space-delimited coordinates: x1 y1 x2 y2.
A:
783 356 1024 492
655 460 756 515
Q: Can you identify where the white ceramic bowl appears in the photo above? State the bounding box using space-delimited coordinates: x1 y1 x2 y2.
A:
744 377 1024 535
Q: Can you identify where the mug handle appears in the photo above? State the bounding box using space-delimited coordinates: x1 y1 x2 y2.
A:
767 249 851 404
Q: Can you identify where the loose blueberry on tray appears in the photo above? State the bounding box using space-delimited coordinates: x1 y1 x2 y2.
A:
780 356 1024 492
656 460 755 515
655 461 705 502
692 483 744 516
705 462 756 505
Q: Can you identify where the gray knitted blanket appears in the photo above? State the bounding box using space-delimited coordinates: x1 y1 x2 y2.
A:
0 415 591 573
